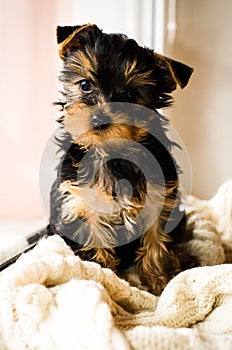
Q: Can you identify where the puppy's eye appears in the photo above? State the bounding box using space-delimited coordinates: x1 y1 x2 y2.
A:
79 80 93 94
120 90 137 102
125 91 134 100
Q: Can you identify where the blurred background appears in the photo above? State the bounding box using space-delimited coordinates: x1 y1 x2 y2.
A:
0 0 232 247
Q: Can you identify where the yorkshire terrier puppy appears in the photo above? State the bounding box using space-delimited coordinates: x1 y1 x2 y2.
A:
48 24 194 295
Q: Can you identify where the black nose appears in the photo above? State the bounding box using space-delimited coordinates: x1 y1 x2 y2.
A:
91 113 111 130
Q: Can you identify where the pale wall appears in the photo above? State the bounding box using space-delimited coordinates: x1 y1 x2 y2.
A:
164 0 232 198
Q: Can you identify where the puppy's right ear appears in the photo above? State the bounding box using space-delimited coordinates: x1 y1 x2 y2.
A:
57 25 81 44
56 24 102 59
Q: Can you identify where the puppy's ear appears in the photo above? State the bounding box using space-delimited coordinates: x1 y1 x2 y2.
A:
154 52 193 92
167 57 194 89
57 25 81 44
57 24 102 59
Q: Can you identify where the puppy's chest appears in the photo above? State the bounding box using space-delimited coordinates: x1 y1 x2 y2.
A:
60 155 146 219
57 145 164 247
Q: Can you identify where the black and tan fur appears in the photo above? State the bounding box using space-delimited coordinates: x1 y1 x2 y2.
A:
48 24 195 295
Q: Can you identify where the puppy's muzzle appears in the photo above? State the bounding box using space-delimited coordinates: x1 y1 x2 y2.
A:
91 113 111 130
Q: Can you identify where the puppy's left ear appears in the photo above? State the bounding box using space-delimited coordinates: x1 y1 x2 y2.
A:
166 57 194 89
154 52 194 92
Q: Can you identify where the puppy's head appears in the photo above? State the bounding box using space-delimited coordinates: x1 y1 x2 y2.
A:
57 24 193 148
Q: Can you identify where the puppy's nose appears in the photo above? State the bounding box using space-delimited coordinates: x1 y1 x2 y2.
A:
91 113 111 130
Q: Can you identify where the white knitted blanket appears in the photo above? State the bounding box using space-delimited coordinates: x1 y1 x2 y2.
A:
0 180 232 350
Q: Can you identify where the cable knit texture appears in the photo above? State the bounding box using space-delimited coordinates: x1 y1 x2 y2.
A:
0 180 232 349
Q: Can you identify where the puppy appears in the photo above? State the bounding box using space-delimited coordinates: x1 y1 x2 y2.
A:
48 24 194 295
